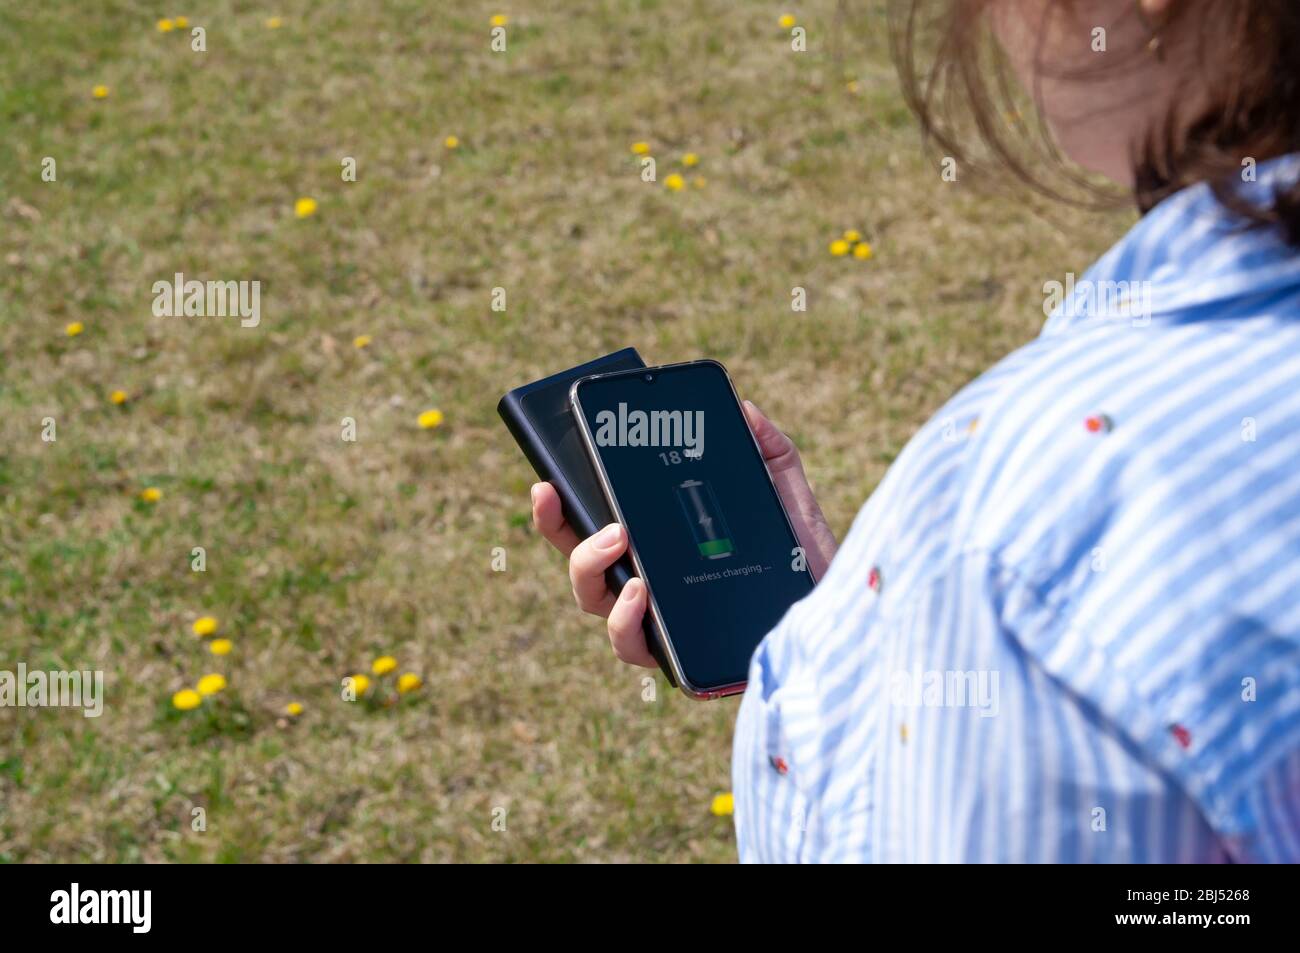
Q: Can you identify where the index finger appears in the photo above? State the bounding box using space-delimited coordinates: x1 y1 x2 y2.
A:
531 482 581 557
743 400 799 472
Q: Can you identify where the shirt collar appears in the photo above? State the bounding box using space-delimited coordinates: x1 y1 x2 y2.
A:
1043 153 1300 335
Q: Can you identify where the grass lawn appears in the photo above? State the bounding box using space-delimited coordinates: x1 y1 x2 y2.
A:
0 0 1127 861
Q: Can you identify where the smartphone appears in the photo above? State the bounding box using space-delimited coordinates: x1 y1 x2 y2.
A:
497 348 679 686
570 360 816 698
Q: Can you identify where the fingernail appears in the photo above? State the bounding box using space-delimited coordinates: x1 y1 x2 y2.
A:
595 523 622 548
530 484 541 506
627 577 644 599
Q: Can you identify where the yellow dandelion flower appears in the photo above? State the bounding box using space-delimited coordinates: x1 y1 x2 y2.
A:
664 173 686 192
352 334 371 349
710 792 735 816
349 673 372 696
853 241 874 260
65 321 85 337
397 672 423 694
843 229 861 243
371 655 398 676
265 16 283 29
682 152 699 167
209 638 233 657
490 14 508 27
109 389 128 405
172 688 201 711
175 16 189 29
692 177 707 189
192 616 219 637
417 408 444 429
92 85 110 99
829 239 850 257
846 80 860 94
630 141 651 155
285 701 304 716
779 14 797 29
157 18 175 32
140 486 162 503
196 673 227 696
444 135 460 150
294 196 317 219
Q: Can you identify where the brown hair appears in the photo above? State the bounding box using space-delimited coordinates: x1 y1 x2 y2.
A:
888 0 1300 244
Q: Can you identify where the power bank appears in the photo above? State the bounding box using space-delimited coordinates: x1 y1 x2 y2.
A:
498 348 678 686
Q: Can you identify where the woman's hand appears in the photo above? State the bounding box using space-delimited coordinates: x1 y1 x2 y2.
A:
530 400 838 668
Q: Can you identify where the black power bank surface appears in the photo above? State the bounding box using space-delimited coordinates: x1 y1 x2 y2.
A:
498 348 678 686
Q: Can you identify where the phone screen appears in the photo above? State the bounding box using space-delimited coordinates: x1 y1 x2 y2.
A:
573 361 815 693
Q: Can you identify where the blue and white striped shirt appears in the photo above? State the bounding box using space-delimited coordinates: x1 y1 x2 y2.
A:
733 155 1300 863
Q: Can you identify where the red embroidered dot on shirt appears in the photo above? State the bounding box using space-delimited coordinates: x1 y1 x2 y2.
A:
770 755 790 775
867 566 883 593
1085 413 1114 434
1170 724 1192 749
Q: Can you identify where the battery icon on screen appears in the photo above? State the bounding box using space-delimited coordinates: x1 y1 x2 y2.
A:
676 479 735 559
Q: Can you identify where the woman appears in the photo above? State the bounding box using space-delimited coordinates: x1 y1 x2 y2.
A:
532 0 1300 861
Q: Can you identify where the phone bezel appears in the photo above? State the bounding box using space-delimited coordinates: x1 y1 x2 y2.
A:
569 358 816 699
